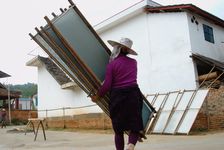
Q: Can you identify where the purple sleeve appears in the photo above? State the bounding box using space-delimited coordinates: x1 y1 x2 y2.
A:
98 63 113 97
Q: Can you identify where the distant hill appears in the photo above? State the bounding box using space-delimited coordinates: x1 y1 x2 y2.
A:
7 83 37 98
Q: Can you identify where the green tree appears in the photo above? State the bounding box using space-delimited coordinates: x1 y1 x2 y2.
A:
8 83 37 98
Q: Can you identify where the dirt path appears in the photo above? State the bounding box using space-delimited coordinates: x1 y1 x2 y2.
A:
0 126 223 150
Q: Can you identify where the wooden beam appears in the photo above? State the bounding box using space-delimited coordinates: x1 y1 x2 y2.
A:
198 72 218 82
61 82 77 89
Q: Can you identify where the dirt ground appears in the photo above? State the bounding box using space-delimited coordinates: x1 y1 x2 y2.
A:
0 126 223 150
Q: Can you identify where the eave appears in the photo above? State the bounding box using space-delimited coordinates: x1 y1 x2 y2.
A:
146 4 224 28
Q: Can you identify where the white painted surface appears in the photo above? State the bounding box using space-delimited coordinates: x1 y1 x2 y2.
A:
19 100 32 110
37 63 102 117
95 0 161 34
163 91 193 134
98 12 197 94
187 13 224 61
153 92 179 133
150 89 208 134
32 1 224 118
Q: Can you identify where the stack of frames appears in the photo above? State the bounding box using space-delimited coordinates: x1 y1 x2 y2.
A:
29 0 156 137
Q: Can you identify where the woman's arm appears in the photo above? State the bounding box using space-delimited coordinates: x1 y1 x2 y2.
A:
90 63 113 102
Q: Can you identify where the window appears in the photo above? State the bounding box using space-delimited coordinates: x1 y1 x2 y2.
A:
203 24 214 43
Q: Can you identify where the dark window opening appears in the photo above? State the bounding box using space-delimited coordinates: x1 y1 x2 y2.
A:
195 62 224 89
203 24 214 43
196 63 213 75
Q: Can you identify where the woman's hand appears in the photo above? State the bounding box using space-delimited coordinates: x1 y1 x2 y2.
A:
90 94 99 103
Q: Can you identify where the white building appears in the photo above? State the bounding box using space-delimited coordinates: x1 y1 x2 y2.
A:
27 0 224 117
27 56 101 117
18 98 32 110
95 0 224 94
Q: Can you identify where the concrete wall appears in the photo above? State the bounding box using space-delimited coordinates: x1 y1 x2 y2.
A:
146 12 196 93
97 10 224 94
42 87 224 132
187 13 224 61
98 12 197 94
36 6 224 122
37 63 102 117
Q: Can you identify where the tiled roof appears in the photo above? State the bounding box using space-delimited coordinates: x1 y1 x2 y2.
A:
0 88 21 99
39 57 72 85
0 70 10 78
0 83 6 89
146 4 224 28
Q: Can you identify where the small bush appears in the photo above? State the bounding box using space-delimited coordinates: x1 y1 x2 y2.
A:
11 118 28 125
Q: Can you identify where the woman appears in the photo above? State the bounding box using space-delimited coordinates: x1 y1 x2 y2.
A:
91 38 143 150
1 108 7 128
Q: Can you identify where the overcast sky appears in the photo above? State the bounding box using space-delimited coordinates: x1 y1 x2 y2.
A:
0 0 223 85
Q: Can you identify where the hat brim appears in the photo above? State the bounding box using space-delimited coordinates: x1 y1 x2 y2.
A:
107 40 138 55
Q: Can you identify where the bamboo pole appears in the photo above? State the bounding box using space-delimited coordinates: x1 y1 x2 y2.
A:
37 26 109 114
29 33 89 95
70 5 111 54
30 32 111 116
38 26 93 91
174 90 198 134
162 90 183 134
44 16 101 91
42 16 110 108
150 92 169 134
198 65 215 88
207 72 224 88
40 30 109 113
32 28 90 94
29 33 88 93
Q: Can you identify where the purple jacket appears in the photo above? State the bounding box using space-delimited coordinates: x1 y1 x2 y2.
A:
98 54 137 97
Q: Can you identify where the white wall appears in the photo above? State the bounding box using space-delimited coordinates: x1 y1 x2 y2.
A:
187 13 224 61
19 101 31 110
98 12 197 94
36 8 224 118
37 63 102 117
146 12 197 93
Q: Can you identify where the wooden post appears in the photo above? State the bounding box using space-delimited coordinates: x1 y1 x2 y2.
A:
207 72 224 88
205 97 210 130
68 0 75 6
199 65 215 88
63 107 66 129
60 8 64 13
51 12 57 17
45 109 48 128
